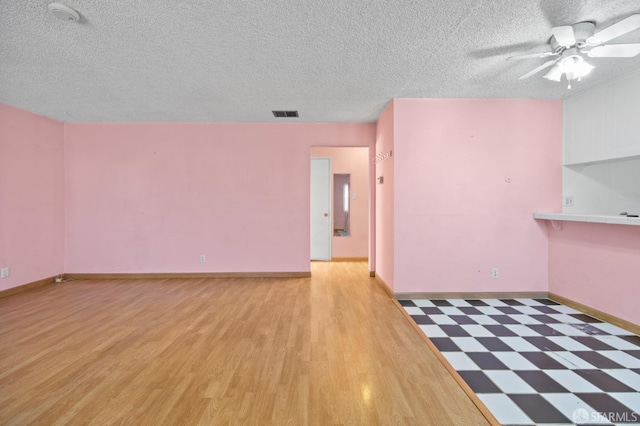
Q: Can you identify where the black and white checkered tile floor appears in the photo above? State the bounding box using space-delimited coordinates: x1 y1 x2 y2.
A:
399 298 640 425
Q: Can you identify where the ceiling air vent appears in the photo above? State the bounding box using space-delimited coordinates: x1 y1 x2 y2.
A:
272 110 299 118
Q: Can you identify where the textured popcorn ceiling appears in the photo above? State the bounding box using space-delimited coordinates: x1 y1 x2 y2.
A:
1 0 640 122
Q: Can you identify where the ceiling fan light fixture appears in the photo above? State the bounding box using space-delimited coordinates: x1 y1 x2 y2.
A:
561 55 594 79
575 59 594 77
543 64 563 82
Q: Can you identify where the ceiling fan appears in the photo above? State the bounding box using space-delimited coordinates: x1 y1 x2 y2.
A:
510 14 640 88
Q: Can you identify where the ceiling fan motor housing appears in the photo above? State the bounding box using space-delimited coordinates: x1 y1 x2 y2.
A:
550 21 595 51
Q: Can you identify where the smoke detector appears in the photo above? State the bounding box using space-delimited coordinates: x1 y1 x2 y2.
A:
48 3 80 22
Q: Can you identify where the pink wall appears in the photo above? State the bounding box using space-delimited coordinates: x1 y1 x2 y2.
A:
310 147 370 259
392 99 562 294
375 102 395 289
64 123 374 274
7 98 638 331
549 222 640 325
0 104 65 291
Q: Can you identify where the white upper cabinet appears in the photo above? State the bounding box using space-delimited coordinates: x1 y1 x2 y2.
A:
564 69 640 165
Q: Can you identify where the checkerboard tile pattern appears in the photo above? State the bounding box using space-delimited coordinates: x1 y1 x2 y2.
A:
399 298 640 425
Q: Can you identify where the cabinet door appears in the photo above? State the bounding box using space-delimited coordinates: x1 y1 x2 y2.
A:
564 72 640 165
612 75 640 159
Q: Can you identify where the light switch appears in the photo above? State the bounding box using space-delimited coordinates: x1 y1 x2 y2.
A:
352 193 357 200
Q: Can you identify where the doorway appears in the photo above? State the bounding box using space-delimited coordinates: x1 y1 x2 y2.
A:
310 147 370 262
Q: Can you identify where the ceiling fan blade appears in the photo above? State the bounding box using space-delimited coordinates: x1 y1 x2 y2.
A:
587 14 640 45
517 60 557 80
586 43 640 57
507 51 557 61
552 25 576 47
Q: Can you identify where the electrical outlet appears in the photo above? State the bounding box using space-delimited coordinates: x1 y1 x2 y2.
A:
1 267 9 278
491 268 499 279
563 195 574 207
199 254 206 263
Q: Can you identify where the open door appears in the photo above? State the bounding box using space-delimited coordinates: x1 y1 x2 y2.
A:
310 157 331 260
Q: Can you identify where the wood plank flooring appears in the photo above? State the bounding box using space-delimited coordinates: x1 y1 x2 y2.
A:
0 262 488 425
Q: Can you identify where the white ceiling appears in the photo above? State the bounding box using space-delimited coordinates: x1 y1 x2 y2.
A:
1 0 640 122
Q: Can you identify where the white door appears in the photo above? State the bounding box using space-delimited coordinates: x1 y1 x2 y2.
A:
310 157 331 260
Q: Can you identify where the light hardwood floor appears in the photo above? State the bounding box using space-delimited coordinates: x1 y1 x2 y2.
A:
0 262 488 425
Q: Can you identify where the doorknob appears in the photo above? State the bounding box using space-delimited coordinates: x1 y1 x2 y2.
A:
323 213 328 217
